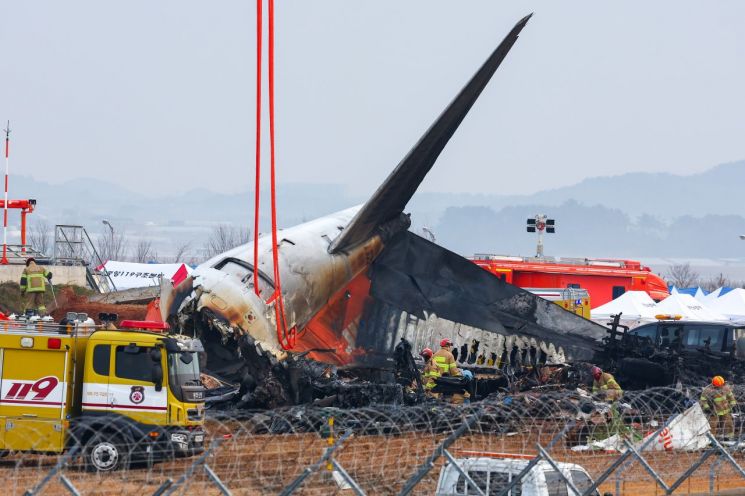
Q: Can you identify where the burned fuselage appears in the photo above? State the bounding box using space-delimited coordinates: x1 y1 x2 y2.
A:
161 15 609 408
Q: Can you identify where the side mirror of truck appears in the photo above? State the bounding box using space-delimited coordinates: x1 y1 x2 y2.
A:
150 347 163 391
152 362 163 392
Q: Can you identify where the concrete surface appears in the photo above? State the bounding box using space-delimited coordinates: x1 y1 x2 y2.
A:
0 264 88 287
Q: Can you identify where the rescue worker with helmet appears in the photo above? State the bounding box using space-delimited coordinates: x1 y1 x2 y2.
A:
591 365 624 435
591 366 623 401
433 338 474 404
419 348 441 398
433 338 461 377
20 257 52 315
700 375 737 439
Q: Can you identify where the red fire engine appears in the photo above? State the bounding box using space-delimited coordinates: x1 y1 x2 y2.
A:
470 254 669 308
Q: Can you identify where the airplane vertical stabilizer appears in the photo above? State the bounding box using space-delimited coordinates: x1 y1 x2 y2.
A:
329 14 532 253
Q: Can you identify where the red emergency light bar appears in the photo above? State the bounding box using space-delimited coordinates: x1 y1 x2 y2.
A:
118 320 170 331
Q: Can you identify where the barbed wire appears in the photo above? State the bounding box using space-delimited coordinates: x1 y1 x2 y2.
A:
6 385 745 495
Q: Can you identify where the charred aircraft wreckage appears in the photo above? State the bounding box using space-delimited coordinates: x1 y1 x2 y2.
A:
161 14 609 409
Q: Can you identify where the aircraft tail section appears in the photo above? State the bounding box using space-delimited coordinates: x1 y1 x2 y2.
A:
329 14 532 253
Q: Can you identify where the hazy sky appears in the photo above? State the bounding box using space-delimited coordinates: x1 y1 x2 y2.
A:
2 1 744 197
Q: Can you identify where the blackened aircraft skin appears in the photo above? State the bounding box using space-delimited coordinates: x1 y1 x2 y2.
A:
161 14 606 377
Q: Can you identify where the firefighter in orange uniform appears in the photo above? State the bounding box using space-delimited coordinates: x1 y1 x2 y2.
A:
420 348 441 398
700 375 737 439
433 338 461 377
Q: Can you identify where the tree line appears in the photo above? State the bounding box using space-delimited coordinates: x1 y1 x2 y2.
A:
665 263 745 292
26 220 250 265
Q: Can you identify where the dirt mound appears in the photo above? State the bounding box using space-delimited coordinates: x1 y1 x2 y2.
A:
51 286 147 322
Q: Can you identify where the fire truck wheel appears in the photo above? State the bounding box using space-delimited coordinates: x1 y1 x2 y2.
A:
85 432 129 472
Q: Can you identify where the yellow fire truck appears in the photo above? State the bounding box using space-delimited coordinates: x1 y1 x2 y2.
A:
0 313 205 471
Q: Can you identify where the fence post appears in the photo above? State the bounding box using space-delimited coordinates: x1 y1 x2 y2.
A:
536 444 582 496
398 408 485 496
709 454 724 494
278 431 354 496
581 413 679 496
153 437 226 496
442 449 486 496
495 420 576 496
23 444 81 496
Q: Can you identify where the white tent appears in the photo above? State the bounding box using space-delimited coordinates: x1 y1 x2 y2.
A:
693 287 708 302
703 287 724 304
591 291 658 328
707 288 745 324
654 293 729 322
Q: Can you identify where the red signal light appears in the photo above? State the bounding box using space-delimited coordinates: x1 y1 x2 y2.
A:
47 338 62 349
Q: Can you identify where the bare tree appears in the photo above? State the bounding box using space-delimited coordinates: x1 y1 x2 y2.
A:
665 263 700 288
28 219 52 255
171 241 192 263
202 224 251 260
132 240 154 263
97 229 128 262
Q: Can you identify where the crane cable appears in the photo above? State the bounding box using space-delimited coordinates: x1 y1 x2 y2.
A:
254 0 296 350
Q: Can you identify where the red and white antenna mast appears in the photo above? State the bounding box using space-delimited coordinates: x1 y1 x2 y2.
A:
1 121 10 265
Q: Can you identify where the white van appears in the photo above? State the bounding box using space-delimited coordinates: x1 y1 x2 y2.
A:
435 452 601 496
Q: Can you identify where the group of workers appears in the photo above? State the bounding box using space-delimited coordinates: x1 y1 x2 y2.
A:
419 345 740 440
589 365 739 440
418 338 472 403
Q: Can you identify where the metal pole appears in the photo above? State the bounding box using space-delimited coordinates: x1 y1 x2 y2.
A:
2 121 10 264
278 431 353 496
49 281 58 310
23 444 80 496
398 408 485 496
496 420 576 496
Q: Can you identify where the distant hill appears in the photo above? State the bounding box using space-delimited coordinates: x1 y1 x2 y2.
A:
427 201 745 259
5 160 744 260
408 160 745 220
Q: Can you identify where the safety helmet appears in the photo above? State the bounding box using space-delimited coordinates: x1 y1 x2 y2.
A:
25 257 35 266
591 366 603 380
440 338 453 348
420 348 433 360
712 376 725 387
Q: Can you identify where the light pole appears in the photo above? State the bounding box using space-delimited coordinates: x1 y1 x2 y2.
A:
526 214 555 258
102 220 114 236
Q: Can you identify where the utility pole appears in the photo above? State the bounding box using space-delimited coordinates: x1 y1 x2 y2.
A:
1 121 10 265
526 214 555 258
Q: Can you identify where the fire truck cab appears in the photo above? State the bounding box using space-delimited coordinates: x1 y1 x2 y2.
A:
0 314 205 471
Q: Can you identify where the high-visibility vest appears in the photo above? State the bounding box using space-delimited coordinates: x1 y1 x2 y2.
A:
700 385 737 416
592 372 623 401
433 348 461 376
421 361 441 390
20 263 49 293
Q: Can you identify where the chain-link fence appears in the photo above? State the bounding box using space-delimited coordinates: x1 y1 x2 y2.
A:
9 386 745 495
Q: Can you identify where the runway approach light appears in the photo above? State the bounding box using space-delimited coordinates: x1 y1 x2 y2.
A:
527 214 555 257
